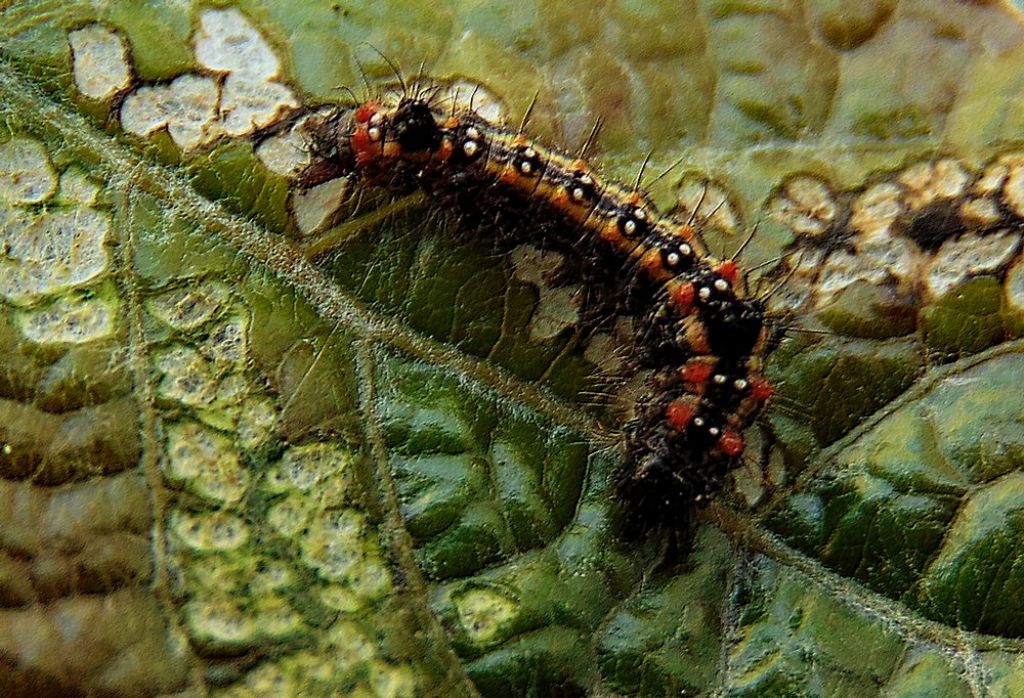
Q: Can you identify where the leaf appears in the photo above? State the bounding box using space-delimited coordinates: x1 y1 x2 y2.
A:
2 1 1024 696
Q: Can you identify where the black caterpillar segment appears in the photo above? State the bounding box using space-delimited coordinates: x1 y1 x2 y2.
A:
301 95 776 534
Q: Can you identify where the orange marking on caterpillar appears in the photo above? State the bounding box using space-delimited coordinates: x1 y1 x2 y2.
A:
670 282 695 313
681 360 714 385
718 430 744 457
716 259 738 284
666 401 695 430
750 377 774 402
354 103 378 123
351 128 377 165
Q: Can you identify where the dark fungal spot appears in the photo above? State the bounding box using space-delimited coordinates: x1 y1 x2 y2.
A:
904 201 967 251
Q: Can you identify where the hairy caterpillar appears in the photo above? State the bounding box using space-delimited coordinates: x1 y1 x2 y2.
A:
298 90 776 535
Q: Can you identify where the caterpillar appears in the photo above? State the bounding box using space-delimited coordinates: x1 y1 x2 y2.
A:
298 90 777 535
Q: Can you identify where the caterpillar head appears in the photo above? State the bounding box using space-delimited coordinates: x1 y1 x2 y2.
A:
389 97 442 152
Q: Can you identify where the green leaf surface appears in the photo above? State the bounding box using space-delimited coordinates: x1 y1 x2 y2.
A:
3 1 1024 695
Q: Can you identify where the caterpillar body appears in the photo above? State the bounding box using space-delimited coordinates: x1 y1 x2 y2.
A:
300 94 776 534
